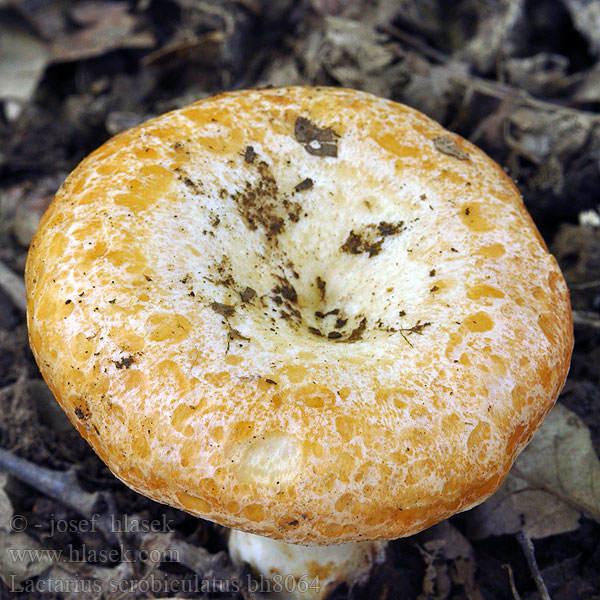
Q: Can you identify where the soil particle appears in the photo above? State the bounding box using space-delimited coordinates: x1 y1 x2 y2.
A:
273 282 297 303
229 328 249 341
341 221 405 257
240 287 256 302
74 406 90 420
174 167 203 193
316 276 327 300
113 355 134 369
335 317 348 329
294 117 339 157
232 161 301 240
343 317 367 342
210 302 235 317
244 145 256 163
295 177 314 192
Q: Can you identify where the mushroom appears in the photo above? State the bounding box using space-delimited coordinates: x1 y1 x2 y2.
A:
25 87 573 598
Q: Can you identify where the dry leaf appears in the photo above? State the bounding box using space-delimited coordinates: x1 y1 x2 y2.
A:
504 53 570 96
0 10 49 119
0 468 133 593
338 0 440 35
399 62 465 124
513 402 600 522
50 1 155 63
573 63 600 104
553 225 600 289
507 106 591 165
563 0 600 56
415 521 482 600
467 403 600 540
303 16 397 97
466 472 582 540
0 473 57 588
459 0 525 73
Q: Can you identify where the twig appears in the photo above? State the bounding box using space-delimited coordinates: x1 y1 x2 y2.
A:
0 447 118 545
573 310 600 330
450 71 600 121
132 532 245 594
377 26 600 123
380 23 449 64
0 259 27 314
398 321 432 347
516 532 551 600
503 563 522 600
164 535 238 581
502 118 543 165
569 280 600 290
470 88 520 145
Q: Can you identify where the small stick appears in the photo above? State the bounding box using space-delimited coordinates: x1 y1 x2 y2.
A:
503 563 522 600
0 447 118 545
573 310 600 330
569 280 600 290
450 72 600 121
516 532 551 600
381 23 449 64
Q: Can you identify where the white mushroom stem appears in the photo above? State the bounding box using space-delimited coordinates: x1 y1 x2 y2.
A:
228 530 387 600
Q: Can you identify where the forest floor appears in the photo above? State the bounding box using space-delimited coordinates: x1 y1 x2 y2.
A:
0 1 599 598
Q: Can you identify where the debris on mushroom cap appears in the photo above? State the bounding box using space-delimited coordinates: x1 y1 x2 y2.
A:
25 86 573 546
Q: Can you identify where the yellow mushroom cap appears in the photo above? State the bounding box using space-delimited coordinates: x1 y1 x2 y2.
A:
26 86 573 545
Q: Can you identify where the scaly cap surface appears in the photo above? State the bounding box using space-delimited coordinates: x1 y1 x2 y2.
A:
26 87 573 545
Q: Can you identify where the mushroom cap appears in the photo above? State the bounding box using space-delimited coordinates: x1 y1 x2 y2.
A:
26 87 573 545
